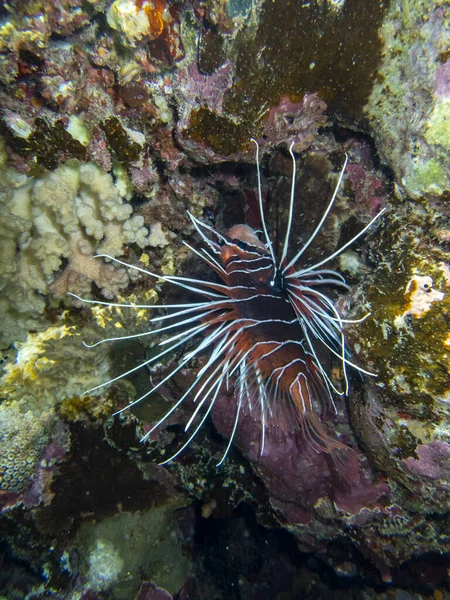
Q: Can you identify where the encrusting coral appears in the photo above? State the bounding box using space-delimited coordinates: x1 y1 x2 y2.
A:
0 321 111 501
0 403 52 494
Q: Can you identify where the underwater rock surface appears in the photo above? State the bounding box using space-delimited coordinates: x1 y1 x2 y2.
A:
367 0 450 199
0 0 449 598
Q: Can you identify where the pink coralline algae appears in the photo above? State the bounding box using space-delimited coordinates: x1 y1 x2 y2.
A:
176 62 234 122
212 393 390 552
343 139 388 216
260 94 328 152
434 60 450 98
346 163 385 216
21 424 70 510
137 581 173 600
403 441 450 481
174 61 240 162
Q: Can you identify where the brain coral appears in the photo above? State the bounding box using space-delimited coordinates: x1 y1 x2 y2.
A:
0 403 50 494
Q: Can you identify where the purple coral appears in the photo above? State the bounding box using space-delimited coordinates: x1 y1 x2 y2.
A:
137 582 173 600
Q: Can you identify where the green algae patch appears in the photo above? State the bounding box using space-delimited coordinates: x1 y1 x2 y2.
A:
406 158 449 198
427 99 450 150
352 208 450 415
366 0 450 199
225 0 388 127
0 118 87 170
185 105 250 154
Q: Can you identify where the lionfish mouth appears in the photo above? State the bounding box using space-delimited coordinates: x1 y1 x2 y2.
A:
70 140 386 479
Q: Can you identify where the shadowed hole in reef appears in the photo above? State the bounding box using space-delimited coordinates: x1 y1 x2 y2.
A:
190 502 386 600
0 543 45 595
191 500 450 598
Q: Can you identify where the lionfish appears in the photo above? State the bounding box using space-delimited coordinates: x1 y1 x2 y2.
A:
71 141 385 478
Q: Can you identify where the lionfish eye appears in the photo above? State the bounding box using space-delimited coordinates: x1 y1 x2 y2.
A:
267 269 284 292
231 239 255 252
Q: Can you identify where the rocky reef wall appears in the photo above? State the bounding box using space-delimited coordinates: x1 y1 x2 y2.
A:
0 1 449 598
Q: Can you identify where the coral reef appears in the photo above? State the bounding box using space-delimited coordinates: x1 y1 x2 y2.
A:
0 0 388 172
0 321 110 513
346 202 450 509
0 0 450 597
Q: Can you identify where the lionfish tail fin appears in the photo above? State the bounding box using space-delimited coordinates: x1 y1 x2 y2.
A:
301 411 360 485
330 445 360 485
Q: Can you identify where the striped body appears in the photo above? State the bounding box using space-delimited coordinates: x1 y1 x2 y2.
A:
197 223 358 477
220 229 314 421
